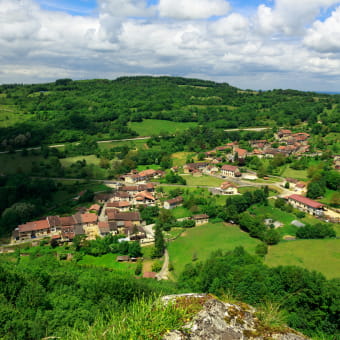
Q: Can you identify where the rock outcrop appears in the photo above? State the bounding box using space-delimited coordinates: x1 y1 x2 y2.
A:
161 294 309 340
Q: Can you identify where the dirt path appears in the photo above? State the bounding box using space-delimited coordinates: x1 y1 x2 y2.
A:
156 249 169 280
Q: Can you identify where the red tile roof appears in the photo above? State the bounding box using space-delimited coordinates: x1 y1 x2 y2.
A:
107 201 130 208
108 211 141 221
221 165 239 172
220 181 236 190
234 148 247 157
166 196 183 205
81 213 98 224
139 169 157 177
89 204 101 211
287 194 324 209
18 219 50 233
135 191 155 201
60 216 76 226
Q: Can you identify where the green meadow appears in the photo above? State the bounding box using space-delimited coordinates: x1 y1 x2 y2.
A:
167 222 261 278
265 239 340 279
78 254 137 274
128 119 197 136
180 174 225 187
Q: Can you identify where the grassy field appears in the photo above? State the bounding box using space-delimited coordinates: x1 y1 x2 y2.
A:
128 119 197 136
167 222 261 278
0 105 34 127
171 206 192 219
98 139 147 151
180 175 224 187
280 166 308 181
171 152 194 167
137 164 162 171
78 254 137 274
60 155 101 167
265 239 340 279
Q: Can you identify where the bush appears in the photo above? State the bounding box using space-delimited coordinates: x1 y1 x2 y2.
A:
255 243 268 257
152 261 162 272
295 211 305 218
296 223 336 239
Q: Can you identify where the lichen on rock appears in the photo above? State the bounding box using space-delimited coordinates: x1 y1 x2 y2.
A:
161 294 309 340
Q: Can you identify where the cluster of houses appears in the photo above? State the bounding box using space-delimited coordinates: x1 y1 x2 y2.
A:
120 169 165 183
12 182 160 243
203 128 311 161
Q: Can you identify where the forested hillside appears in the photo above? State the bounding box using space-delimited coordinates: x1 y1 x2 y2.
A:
0 76 339 150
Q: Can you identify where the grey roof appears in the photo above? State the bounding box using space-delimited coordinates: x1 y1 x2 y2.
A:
291 220 306 228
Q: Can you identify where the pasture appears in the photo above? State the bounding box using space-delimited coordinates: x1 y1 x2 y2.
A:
180 174 224 187
167 222 261 278
128 119 197 136
265 239 340 279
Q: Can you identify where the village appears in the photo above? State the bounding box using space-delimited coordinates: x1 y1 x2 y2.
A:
11 128 339 245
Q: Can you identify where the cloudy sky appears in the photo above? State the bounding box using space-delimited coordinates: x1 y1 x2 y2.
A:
1 0 340 91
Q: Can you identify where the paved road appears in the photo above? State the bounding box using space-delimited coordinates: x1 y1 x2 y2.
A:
156 249 169 281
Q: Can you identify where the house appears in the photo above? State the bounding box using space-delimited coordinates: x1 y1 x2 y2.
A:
234 148 247 161
134 191 156 205
98 221 111 236
221 165 241 177
220 182 238 195
202 165 219 175
192 214 209 226
106 201 130 211
94 192 114 203
163 196 184 209
79 213 98 226
278 129 292 138
287 194 325 216
183 162 209 174
107 211 141 226
15 219 51 240
113 191 131 201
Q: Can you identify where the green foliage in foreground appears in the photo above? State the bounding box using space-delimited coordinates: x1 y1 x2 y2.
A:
0 255 178 340
178 247 340 338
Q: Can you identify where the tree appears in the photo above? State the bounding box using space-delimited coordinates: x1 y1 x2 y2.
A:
255 243 268 257
153 224 165 258
307 181 325 199
264 229 281 245
135 260 143 275
128 241 142 258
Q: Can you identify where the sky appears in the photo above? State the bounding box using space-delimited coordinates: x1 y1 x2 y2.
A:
1 0 340 91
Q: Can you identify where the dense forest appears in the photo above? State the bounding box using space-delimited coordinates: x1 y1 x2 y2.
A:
0 76 339 150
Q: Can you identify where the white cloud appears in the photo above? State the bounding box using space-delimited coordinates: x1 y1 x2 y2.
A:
97 0 155 17
256 0 339 35
304 6 340 52
1 0 340 91
158 0 230 20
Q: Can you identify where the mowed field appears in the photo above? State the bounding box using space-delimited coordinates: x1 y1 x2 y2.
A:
128 119 197 136
180 174 225 187
78 254 137 274
167 222 261 278
265 239 340 279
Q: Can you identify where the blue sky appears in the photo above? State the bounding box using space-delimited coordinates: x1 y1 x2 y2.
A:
1 0 340 91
